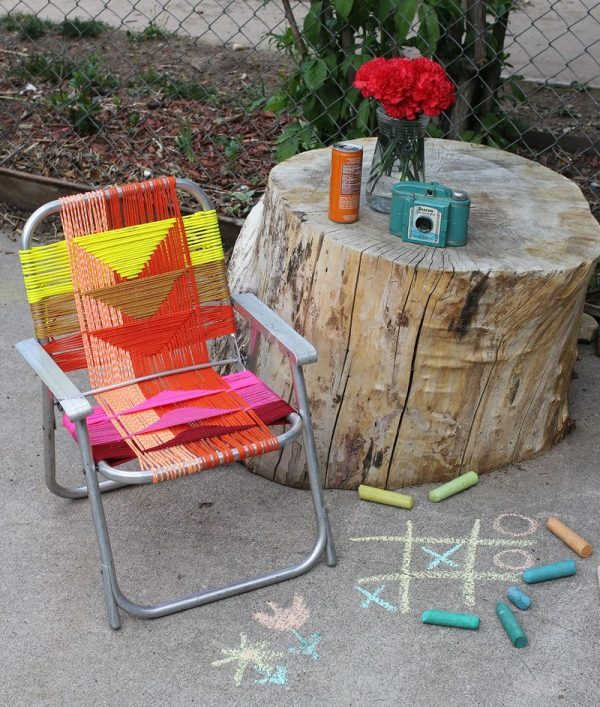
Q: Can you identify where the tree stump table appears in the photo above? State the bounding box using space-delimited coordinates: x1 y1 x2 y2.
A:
228 138 600 489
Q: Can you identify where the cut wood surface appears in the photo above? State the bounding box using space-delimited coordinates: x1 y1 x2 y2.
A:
228 138 600 489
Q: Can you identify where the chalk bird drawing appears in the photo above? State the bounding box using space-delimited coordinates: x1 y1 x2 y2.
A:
253 595 310 631
254 595 322 661
212 633 284 687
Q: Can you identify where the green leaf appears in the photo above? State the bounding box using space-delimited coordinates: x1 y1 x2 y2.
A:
426 122 444 138
394 0 418 44
509 80 527 104
356 98 373 133
304 58 329 91
265 92 288 113
417 3 440 55
333 0 354 20
303 1 323 47
275 124 301 161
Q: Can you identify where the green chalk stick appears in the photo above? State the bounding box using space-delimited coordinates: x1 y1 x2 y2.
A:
422 610 480 630
428 471 479 502
496 601 528 648
358 484 414 509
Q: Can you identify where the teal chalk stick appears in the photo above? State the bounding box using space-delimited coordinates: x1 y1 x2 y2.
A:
428 471 479 503
496 602 528 648
506 585 531 610
522 559 576 584
421 609 480 630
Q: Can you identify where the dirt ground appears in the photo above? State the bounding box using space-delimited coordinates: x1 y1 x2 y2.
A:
0 23 598 221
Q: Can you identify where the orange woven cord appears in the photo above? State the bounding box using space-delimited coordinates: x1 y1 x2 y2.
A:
43 332 87 371
21 211 234 359
58 177 280 478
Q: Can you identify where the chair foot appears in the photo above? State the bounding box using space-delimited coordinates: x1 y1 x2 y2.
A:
101 565 121 630
325 518 337 567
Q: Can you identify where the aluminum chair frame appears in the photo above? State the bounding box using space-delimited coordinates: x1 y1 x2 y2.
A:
16 179 336 629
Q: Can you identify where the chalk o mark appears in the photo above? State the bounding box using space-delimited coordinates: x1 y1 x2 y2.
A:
493 549 535 571
493 513 539 537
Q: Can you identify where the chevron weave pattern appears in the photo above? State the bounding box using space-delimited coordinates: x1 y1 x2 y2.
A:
21 177 292 481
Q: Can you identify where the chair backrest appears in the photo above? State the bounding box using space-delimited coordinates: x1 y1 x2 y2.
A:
19 178 236 380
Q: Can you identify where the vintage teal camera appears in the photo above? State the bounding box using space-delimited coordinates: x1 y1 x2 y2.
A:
389 181 471 247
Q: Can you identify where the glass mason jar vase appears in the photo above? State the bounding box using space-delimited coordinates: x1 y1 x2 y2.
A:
366 107 430 213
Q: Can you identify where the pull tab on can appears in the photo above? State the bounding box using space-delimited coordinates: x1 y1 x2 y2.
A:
328 142 363 223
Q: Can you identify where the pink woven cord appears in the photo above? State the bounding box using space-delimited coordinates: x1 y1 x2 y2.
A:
137 407 243 435
117 387 228 415
63 370 295 461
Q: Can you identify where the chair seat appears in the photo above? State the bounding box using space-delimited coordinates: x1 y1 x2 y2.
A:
63 369 295 478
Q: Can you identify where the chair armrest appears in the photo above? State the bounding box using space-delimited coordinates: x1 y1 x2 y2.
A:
232 292 318 366
15 338 92 421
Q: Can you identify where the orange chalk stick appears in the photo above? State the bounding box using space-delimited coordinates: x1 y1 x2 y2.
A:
546 517 592 558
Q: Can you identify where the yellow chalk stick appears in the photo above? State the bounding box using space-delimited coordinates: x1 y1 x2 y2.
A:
546 517 592 558
358 484 414 509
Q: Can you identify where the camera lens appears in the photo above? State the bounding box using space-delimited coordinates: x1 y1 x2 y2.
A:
415 216 433 233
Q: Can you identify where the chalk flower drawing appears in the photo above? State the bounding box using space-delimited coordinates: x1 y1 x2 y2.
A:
212 633 284 687
253 595 309 631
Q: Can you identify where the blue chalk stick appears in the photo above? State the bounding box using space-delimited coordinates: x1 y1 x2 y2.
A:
522 559 576 584
507 585 531 610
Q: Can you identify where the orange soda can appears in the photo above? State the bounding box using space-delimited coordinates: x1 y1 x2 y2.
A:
328 142 363 223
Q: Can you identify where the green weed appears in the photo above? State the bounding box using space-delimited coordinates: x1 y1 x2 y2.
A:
128 21 169 42
176 117 196 162
136 70 220 103
227 190 257 218
50 91 101 135
215 135 243 162
59 17 108 39
0 12 55 39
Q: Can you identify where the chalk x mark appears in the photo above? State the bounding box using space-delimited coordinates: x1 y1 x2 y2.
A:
421 543 463 569
355 585 399 612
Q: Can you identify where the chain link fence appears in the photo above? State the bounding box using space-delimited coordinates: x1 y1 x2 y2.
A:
0 0 598 220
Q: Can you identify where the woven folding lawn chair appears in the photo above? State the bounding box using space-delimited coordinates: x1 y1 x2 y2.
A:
16 176 336 629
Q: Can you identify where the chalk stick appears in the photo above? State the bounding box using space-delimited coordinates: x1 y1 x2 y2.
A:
546 517 592 558
496 602 528 648
357 484 414 509
506 585 531 610
522 559 576 584
428 471 479 503
421 610 480 630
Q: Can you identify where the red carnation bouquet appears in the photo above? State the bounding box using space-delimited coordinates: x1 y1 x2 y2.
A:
354 56 455 120
354 57 455 209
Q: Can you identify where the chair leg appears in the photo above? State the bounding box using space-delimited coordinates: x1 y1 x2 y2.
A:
74 420 329 626
42 383 130 500
76 420 122 630
289 365 337 567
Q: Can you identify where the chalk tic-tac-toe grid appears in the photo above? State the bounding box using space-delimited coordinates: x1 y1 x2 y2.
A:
352 518 537 613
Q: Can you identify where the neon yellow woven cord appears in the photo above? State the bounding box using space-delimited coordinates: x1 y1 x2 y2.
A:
19 211 224 304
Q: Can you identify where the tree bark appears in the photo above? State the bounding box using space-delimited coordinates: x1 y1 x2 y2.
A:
229 138 600 489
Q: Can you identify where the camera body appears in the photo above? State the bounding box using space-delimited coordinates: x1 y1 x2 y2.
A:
389 181 470 247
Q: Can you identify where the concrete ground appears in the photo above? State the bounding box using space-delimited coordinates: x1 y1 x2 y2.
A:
1 226 599 706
